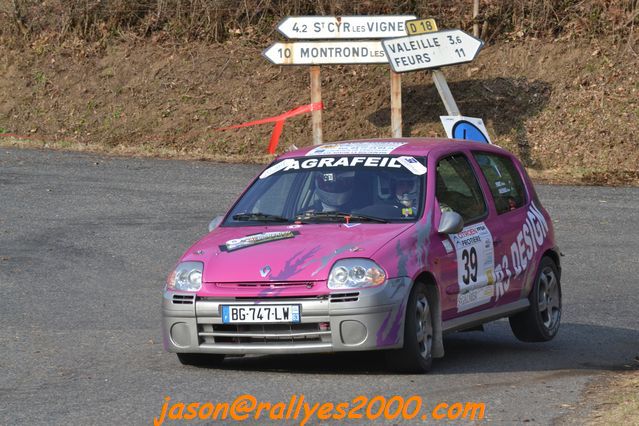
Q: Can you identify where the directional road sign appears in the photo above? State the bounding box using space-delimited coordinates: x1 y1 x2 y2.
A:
382 29 483 73
277 15 416 39
262 41 387 65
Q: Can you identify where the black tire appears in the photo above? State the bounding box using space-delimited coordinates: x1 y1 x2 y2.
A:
385 282 433 373
509 256 562 342
177 353 225 367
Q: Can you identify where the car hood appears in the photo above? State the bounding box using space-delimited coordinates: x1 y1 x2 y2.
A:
182 222 413 284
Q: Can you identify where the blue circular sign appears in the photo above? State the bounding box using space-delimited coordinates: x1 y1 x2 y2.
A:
451 120 489 143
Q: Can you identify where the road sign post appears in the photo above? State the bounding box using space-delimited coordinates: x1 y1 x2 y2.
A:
432 70 460 116
473 0 480 37
261 14 486 149
264 15 416 145
390 71 402 137
310 66 323 145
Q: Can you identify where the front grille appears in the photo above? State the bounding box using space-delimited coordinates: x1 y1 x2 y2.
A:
172 294 195 305
214 281 315 289
329 292 360 303
198 323 331 345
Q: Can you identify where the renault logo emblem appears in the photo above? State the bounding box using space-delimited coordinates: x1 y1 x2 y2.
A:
260 265 271 278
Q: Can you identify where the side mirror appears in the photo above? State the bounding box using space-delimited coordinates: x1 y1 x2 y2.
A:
208 216 224 232
438 211 464 234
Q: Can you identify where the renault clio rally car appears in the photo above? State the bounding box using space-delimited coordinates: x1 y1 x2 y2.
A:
162 139 562 373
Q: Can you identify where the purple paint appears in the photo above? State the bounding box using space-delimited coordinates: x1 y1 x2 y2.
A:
376 302 406 347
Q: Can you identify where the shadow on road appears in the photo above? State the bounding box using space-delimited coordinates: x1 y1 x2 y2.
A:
367 77 552 167
213 322 638 375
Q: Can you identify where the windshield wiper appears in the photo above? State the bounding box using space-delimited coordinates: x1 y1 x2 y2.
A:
296 211 388 224
232 212 290 222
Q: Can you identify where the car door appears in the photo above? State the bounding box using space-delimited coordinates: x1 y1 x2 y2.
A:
433 152 497 320
471 151 532 305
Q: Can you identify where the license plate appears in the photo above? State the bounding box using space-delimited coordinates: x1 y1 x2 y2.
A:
221 305 301 324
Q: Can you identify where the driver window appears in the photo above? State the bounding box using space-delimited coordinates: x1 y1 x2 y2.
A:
436 154 487 223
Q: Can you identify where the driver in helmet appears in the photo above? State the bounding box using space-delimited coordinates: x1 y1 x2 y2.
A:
392 175 419 217
313 170 355 212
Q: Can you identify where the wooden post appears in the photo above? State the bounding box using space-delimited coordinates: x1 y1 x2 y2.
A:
390 70 402 138
473 0 480 37
432 70 461 116
310 66 322 145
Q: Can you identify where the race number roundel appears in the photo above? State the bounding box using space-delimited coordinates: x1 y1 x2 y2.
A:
450 223 494 290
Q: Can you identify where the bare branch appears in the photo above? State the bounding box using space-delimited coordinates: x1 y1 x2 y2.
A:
11 0 28 35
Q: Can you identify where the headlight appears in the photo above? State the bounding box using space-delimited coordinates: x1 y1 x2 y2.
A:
167 261 203 291
328 259 386 290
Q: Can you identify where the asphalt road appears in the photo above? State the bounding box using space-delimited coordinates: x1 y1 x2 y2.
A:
1 148 638 425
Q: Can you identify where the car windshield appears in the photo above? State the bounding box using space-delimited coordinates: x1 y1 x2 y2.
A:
224 155 426 226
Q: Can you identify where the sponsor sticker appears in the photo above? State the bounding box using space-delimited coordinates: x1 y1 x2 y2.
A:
441 239 454 254
306 142 405 156
397 156 427 175
457 285 495 312
493 203 550 301
220 231 299 252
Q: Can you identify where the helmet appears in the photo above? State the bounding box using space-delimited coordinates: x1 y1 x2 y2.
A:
315 171 355 209
393 175 418 207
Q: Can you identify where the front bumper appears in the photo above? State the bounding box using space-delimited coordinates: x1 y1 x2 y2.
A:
162 277 412 355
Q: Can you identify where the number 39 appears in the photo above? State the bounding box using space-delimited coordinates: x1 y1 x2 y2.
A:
462 247 478 285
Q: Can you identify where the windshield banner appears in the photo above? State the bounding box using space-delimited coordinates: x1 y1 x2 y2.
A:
259 156 426 179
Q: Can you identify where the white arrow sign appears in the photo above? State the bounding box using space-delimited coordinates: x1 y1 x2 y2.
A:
382 29 484 73
262 41 387 65
277 15 416 39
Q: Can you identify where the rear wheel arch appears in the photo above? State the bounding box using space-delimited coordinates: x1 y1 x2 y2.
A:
542 248 561 279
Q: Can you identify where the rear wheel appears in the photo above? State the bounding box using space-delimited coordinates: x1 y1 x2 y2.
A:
509 256 561 342
386 282 433 373
177 353 225 367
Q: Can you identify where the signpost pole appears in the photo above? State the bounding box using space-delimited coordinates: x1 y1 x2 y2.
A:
473 0 480 37
390 71 402 137
432 70 461 116
310 66 323 145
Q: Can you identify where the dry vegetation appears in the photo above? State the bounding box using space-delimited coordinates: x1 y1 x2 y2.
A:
588 371 639 425
2 0 638 43
0 1 638 185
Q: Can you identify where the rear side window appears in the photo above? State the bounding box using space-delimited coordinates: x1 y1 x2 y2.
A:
473 152 527 214
436 154 487 223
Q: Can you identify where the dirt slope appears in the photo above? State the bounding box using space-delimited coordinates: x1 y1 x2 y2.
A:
0 36 637 184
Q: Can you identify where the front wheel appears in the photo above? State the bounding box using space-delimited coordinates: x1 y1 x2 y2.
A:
385 282 433 373
177 353 225 367
509 256 561 342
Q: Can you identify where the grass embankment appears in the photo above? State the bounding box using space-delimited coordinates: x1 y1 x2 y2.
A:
1 1 637 185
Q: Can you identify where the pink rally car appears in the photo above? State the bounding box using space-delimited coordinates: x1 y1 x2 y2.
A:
162 138 562 373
